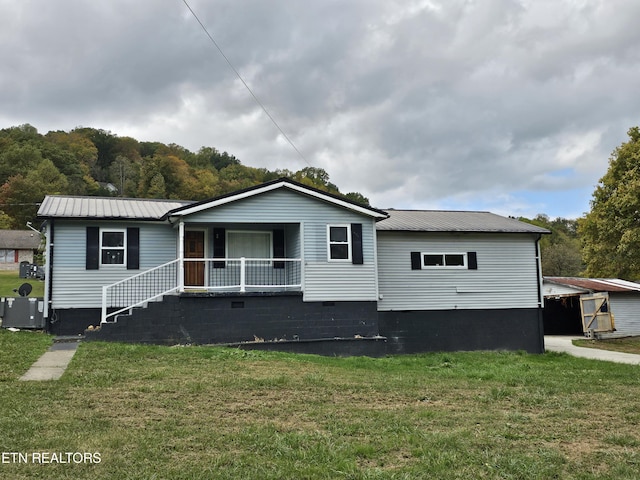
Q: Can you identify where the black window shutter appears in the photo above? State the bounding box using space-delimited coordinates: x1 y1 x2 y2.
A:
273 229 285 269
213 227 226 268
351 223 363 264
127 227 140 270
467 251 478 270
410 251 421 270
86 227 99 270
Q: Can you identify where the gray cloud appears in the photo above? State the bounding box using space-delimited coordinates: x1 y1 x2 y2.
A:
1 0 639 218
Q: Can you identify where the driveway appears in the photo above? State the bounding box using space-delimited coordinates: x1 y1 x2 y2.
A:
544 335 640 365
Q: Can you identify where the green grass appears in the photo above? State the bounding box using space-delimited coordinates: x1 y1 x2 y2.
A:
574 336 640 355
1 332 640 479
0 270 44 298
0 329 52 381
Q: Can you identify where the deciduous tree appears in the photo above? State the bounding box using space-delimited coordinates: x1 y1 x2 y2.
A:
580 127 640 279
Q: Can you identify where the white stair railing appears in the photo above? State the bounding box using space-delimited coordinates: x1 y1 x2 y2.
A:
101 259 180 323
101 257 303 323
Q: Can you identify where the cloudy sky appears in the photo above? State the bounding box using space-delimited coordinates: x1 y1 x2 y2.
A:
2 0 639 218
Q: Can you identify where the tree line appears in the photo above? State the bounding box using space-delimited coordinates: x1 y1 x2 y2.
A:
0 124 369 229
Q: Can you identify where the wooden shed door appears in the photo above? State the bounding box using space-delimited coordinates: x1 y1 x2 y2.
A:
579 292 615 335
184 231 205 287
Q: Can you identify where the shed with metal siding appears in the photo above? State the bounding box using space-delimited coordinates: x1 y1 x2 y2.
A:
543 277 640 338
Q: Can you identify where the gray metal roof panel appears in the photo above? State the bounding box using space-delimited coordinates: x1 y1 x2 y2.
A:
376 209 550 233
38 196 193 220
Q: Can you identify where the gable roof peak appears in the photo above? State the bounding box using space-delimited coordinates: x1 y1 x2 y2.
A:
167 177 388 219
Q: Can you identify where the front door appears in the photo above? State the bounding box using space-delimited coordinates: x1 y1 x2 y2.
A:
184 230 205 287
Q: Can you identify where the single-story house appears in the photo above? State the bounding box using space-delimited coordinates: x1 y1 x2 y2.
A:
543 277 640 338
37 178 549 354
0 230 42 271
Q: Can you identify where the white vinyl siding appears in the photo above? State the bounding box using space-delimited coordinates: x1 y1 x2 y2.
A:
186 189 378 302
377 231 541 311
50 188 379 308
51 221 177 309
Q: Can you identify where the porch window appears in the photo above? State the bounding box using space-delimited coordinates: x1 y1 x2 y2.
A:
328 225 351 261
101 230 126 265
227 231 272 261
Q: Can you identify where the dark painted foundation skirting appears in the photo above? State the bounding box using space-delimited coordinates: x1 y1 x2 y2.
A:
83 293 380 348
47 308 102 335
378 308 545 354
48 297 544 355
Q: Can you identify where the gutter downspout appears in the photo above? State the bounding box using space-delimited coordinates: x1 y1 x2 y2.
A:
534 234 544 353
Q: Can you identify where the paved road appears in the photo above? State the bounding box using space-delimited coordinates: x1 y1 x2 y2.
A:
544 335 640 365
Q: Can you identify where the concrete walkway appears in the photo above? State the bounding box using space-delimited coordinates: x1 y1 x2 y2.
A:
19 340 80 381
544 335 640 365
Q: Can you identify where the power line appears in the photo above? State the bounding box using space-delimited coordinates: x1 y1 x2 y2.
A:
181 0 311 167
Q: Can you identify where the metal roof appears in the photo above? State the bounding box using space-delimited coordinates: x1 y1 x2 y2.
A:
37 196 193 220
0 230 42 249
376 209 550 233
544 277 640 293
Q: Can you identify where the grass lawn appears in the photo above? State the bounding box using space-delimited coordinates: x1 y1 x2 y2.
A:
1 332 640 479
574 336 640 355
0 270 44 298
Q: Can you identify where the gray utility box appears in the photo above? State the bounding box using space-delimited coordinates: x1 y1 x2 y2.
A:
1 297 45 329
19 261 31 278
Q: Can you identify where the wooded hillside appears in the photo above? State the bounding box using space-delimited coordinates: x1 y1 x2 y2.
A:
0 124 369 229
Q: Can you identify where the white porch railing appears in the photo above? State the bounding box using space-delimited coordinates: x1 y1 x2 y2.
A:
101 258 302 323
184 258 302 292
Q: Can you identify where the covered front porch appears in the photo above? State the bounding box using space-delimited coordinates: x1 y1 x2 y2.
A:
101 222 303 323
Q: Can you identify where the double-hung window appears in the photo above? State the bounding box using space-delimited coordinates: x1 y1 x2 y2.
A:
101 229 126 266
327 225 351 261
86 226 139 270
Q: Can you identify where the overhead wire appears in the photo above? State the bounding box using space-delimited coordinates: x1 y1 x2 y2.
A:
181 0 311 167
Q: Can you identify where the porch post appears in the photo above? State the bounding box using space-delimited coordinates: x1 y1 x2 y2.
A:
240 257 246 292
178 220 185 292
101 285 107 323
